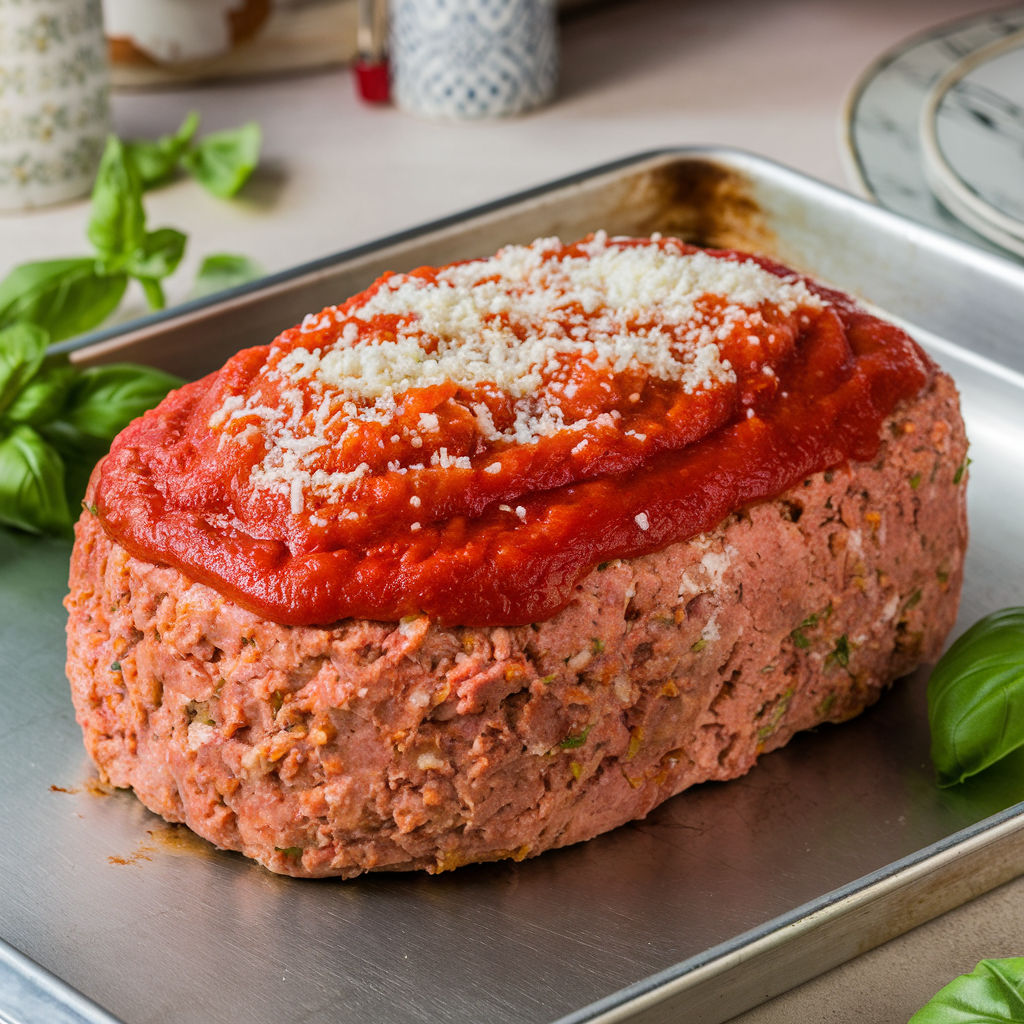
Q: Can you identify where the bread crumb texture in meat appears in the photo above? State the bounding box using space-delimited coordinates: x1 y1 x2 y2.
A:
66 373 967 878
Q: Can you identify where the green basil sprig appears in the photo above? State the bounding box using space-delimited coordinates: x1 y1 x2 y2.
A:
0 259 126 343
125 111 200 190
181 121 262 199
127 112 261 199
928 608 1024 787
909 957 1024 1022
0 424 71 535
0 323 182 535
0 137 184 341
89 136 187 312
0 115 262 346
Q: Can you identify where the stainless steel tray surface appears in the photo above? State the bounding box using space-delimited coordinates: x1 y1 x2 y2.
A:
5 149 1024 1024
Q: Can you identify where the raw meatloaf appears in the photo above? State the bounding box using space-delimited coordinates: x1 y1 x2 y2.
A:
66 234 968 878
66 372 966 878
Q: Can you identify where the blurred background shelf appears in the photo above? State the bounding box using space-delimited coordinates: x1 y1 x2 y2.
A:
107 0 604 89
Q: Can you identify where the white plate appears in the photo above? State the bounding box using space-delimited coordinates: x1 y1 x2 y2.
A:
921 27 1024 258
844 6 1024 265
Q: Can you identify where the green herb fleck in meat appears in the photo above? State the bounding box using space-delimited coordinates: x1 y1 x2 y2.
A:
109 661 121 672
826 635 850 669
558 725 592 750
790 604 832 649
910 472 921 490
690 638 707 653
757 688 794 742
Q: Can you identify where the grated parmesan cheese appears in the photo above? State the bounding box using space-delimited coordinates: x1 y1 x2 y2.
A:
209 233 824 518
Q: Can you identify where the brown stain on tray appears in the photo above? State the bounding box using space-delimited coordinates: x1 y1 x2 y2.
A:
146 821 221 859
107 824 219 867
108 844 154 867
619 159 778 256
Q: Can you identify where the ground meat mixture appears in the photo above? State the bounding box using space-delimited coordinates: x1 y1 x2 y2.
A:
65 372 967 878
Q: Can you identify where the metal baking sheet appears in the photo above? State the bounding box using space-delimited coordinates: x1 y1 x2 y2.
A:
5 149 1024 1024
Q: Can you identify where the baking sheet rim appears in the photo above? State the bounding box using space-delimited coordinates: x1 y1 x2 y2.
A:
558 803 1024 1023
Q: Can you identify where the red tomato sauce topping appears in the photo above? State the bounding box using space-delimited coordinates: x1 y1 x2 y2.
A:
94 235 931 627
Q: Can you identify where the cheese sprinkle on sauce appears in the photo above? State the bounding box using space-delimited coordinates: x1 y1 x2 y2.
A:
207 233 821 515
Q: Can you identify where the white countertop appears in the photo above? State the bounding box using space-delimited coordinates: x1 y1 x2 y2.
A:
3 1 1017 1020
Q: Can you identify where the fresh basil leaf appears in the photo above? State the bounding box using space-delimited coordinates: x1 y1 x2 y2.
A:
38 419 110 509
928 608 1024 787
63 363 183 441
0 322 47 415
0 425 70 535
6 363 78 426
182 121 261 199
88 135 145 265
192 253 264 298
0 260 127 342
127 227 187 284
909 957 1024 1023
137 277 165 310
125 110 200 189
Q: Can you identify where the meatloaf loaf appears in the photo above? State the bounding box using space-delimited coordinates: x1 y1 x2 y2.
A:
65 234 968 878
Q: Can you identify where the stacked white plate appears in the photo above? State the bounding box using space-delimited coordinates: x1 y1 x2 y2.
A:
846 7 1024 264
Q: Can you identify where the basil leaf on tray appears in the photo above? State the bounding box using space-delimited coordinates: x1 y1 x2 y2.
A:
0 323 47 415
928 608 1024 787
63 363 183 442
182 121 261 198
192 254 265 298
909 957 1024 1023
126 111 200 190
0 260 127 342
0 425 70 535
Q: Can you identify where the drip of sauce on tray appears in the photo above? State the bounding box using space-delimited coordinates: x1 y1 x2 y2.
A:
94 234 931 627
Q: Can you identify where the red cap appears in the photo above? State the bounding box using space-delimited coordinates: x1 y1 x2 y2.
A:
355 59 390 104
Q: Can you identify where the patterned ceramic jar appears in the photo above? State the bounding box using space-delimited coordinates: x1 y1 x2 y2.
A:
390 0 557 119
0 0 111 211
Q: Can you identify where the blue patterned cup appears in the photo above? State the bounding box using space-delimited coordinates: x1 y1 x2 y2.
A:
390 0 558 119
0 0 111 211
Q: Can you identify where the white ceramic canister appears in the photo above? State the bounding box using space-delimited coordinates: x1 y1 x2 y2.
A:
0 0 111 211
390 0 558 119
101 0 270 67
